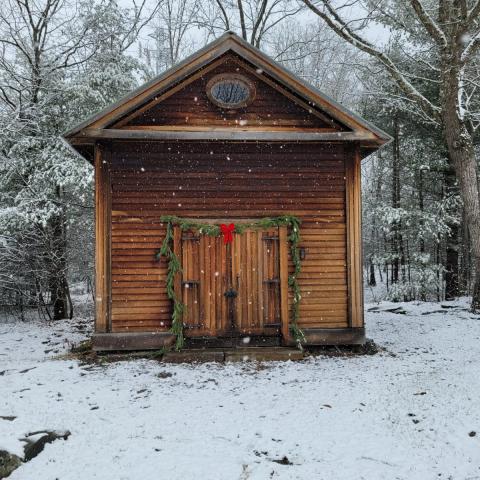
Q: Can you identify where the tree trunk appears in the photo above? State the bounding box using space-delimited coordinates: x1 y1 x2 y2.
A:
418 169 427 301
472 259 480 312
439 30 480 311
51 276 69 320
436 241 441 302
377 264 383 283
443 119 480 311
443 166 459 300
391 114 401 291
368 259 376 286
48 191 70 321
459 209 470 294
399 233 406 301
444 223 459 300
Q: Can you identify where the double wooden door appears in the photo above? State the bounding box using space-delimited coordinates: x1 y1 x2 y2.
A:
173 225 289 340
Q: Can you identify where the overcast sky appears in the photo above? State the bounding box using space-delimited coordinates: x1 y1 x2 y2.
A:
124 0 391 61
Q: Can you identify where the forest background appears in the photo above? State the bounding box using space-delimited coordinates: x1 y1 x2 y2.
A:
1 0 479 321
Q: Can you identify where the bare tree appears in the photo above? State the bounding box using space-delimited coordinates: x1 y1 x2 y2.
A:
269 18 364 107
302 0 480 310
197 0 302 48
143 0 200 73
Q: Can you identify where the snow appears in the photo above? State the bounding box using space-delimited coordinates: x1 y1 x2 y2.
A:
1 299 480 479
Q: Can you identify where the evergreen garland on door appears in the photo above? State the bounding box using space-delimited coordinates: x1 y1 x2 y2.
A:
155 215 304 350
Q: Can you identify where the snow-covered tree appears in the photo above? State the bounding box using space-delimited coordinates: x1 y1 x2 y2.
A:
0 0 151 319
302 0 480 310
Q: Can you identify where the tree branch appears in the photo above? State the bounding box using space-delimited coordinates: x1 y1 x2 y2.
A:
467 0 480 24
408 0 447 46
250 0 268 45
301 0 441 122
461 30 480 65
214 0 230 30
237 0 247 40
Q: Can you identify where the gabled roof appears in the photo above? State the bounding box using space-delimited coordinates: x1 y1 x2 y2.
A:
64 31 391 161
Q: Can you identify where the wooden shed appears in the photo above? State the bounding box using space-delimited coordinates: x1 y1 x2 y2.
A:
64 32 390 351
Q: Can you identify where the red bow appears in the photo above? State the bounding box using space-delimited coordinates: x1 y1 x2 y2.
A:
220 223 235 244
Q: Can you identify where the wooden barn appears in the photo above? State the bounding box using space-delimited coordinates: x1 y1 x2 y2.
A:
64 32 390 352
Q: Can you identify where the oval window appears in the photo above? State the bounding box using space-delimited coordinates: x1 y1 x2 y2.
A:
206 74 254 109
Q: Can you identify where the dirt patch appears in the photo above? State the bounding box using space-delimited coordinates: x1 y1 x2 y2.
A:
305 339 382 357
64 340 171 365
70 339 92 354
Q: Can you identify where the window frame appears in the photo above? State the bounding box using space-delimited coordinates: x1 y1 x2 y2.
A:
206 73 256 110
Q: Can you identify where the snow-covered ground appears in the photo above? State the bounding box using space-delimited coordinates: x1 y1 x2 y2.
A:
1 299 480 480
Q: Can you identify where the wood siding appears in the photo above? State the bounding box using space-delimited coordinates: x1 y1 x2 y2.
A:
120 55 347 132
108 141 349 334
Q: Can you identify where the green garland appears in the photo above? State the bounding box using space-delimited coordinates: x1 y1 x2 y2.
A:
155 215 305 350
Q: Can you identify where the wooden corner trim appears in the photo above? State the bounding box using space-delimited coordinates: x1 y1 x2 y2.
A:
345 145 364 328
94 144 112 333
279 226 290 344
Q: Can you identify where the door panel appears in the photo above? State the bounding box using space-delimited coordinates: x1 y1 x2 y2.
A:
179 231 227 336
232 228 280 335
263 231 281 327
176 225 284 338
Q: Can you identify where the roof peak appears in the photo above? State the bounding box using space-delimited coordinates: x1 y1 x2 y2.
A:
64 29 391 159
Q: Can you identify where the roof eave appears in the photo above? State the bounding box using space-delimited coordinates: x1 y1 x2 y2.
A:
63 31 392 158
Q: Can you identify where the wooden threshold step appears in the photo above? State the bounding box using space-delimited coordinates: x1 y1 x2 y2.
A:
162 347 304 363
162 349 225 363
225 347 304 362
